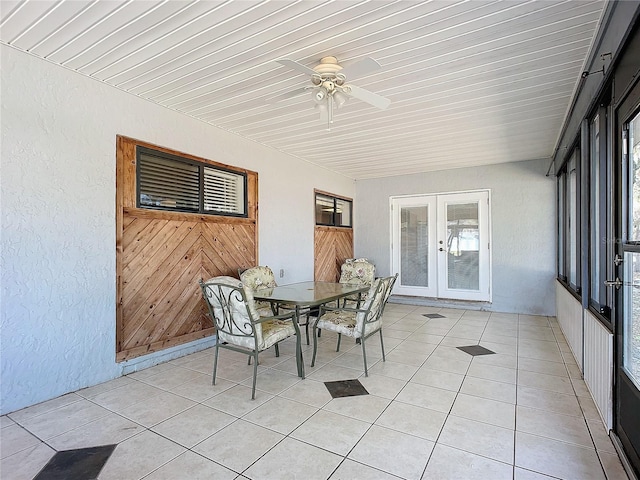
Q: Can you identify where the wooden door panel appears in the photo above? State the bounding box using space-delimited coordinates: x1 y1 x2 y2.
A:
116 136 258 361
201 222 255 274
122 223 200 320
314 226 353 282
122 228 202 348
335 230 354 269
119 216 256 359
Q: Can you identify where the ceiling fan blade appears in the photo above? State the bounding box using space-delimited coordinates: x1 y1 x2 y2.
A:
344 84 391 110
276 59 317 76
265 87 309 104
340 57 382 80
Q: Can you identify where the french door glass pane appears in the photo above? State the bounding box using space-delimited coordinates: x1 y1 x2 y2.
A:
401 206 429 287
623 252 640 389
446 202 479 290
630 112 640 240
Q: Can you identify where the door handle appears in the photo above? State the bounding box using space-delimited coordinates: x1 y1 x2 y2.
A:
604 278 623 289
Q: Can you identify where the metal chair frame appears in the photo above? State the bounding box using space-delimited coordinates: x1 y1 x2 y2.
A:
200 278 305 399
311 275 396 376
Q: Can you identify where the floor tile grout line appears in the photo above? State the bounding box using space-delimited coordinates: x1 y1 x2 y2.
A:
420 308 479 480
513 314 614 480
2 306 626 480
234 305 423 479
513 311 522 479
549 315 613 480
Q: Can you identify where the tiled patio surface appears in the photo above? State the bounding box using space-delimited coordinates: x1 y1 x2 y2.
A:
1 304 630 479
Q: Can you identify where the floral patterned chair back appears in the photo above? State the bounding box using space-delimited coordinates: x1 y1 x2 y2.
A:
378 273 398 317
200 276 265 349
240 266 278 316
339 258 376 286
354 278 387 336
240 266 278 291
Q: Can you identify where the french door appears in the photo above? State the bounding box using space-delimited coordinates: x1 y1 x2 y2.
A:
614 79 640 475
391 191 491 302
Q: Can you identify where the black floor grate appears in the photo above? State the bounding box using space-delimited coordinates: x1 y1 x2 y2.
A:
34 444 116 480
456 345 496 356
324 379 369 398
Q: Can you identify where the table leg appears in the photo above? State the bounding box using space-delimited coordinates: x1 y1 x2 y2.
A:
295 305 305 378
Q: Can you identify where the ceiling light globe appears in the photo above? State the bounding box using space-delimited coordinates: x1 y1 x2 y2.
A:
313 87 327 103
333 91 348 108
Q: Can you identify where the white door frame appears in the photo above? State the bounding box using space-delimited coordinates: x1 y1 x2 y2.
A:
390 190 492 302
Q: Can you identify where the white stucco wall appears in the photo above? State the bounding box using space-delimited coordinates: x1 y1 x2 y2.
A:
355 159 556 315
0 46 355 414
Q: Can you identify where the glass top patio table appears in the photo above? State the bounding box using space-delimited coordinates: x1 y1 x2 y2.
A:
252 281 368 307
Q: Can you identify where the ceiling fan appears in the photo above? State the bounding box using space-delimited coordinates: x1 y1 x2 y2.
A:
269 56 391 129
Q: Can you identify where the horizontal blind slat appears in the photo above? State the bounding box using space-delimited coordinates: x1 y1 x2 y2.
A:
139 153 199 211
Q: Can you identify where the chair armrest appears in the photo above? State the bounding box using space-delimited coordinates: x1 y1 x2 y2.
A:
319 305 364 315
254 311 297 324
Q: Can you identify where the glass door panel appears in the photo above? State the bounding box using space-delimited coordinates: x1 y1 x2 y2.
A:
446 202 480 290
401 206 430 288
437 191 490 301
623 252 640 390
391 196 437 297
615 93 640 476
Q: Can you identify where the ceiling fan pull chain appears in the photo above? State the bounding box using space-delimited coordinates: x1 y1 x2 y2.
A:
328 95 334 131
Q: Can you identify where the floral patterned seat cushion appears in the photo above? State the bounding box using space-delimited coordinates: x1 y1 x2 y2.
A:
261 318 296 350
202 275 295 351
316 278 384 338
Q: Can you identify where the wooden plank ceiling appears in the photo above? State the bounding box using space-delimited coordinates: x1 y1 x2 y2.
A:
0 0 606 179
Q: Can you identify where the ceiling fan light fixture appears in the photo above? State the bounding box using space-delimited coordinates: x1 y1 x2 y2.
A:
276 55 390 126
333 90 348 108
312 87 327 103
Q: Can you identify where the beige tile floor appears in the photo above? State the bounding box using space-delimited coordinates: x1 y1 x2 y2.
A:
0 304 631 480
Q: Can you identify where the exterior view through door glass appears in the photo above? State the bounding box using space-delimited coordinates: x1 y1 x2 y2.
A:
445 202 480 290
391 191 490 301
616 91 640 474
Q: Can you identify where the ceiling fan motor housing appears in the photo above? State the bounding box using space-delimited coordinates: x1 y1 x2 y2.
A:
313 56 343 75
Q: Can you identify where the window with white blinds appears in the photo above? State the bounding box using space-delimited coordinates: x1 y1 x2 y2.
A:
203 168 245 214
137 147 247 217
